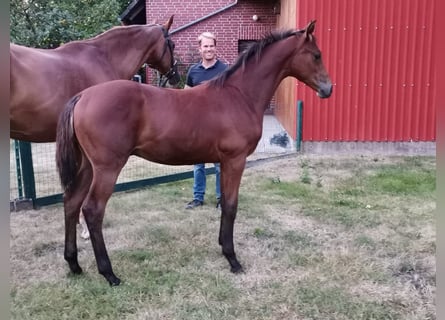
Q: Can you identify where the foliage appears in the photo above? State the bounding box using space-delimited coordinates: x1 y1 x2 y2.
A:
10 0 131 48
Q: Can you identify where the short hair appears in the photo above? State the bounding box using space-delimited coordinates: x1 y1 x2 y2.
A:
198 32 216 46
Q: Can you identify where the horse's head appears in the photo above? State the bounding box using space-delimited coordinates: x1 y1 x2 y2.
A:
147 15 180 86
291 20 332 98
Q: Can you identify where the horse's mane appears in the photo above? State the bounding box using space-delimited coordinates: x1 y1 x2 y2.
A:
80 23 160 44
208 29 302 88
57 23 164 51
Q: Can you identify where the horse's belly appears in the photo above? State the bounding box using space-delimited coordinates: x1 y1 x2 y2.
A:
134 143 219 166
10 101 59 142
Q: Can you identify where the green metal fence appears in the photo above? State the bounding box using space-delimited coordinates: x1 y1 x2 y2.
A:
10 140 207 209
10 103 304 210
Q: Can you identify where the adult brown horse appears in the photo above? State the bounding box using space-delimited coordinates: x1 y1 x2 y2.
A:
10 15 179 142
56 20 332 285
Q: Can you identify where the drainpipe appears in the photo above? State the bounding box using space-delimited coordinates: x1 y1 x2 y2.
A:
170 0 238 34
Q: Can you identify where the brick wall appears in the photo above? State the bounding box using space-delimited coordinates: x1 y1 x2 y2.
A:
146 0 279 82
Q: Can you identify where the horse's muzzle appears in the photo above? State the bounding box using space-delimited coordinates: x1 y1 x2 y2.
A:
160 61 181 87
168 70 181 85
317 81 333 99
163 61 180 86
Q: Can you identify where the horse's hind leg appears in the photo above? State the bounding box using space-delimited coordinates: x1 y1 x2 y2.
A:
82 166 124 286
218 157 246 273
64 162 93 275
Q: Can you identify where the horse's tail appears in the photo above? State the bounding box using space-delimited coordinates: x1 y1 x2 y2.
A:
56 95 82 192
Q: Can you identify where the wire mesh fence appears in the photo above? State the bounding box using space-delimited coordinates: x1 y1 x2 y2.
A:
10 141 196 201
10 115 297 205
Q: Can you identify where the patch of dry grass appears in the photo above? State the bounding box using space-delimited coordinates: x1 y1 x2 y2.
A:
10 154 436 320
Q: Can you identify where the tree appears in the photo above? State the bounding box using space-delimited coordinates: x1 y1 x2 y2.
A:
10 0 131 48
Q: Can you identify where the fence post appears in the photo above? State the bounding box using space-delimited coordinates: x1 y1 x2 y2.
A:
296 100 303 151
14 140 23 198
18 141 36 205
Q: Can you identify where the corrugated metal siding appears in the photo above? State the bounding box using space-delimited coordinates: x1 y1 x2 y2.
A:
295 0 435 141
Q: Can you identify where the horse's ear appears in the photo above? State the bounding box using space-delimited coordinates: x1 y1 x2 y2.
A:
164 15 174 32
304 20 316 39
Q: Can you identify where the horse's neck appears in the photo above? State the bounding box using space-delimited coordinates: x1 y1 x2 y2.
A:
88 26 157 79
230 38 296 116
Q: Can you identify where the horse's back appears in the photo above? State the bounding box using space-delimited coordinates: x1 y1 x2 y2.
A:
75 80 150 125
11 44 62 74
10 43 79 99
71 80 150 160
72 80 199 164
73 79 259 165
10 43 117 142
10 44 72 140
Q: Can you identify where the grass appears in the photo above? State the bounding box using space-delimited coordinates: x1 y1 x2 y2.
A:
10 154 436 320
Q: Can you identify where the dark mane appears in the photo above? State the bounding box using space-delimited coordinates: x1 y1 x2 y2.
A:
209 29 302 87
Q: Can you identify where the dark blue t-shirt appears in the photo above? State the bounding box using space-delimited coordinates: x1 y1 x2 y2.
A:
185 59 228 87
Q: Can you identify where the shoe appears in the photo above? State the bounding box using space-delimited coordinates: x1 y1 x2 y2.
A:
216 199 221 210
186 199 203 209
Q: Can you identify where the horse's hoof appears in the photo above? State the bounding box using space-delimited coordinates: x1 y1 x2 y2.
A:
109 278 121 286
70 265 83 274
67 259 83 274
106 275 121 286
230 265 244 274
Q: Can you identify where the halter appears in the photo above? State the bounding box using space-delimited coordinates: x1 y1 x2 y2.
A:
158 28 178 87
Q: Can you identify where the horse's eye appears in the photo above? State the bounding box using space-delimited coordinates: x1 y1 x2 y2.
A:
314 53 321 61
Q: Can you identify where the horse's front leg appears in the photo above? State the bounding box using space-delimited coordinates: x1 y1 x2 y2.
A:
218 157 246 273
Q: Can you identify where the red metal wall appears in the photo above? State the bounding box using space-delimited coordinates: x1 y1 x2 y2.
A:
146 0 436 142
293 0 436 141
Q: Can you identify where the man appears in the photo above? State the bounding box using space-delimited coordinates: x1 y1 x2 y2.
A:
184 31 228 210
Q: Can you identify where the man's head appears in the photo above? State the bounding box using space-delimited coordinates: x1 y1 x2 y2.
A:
198 32 216 46
198 32 217 63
